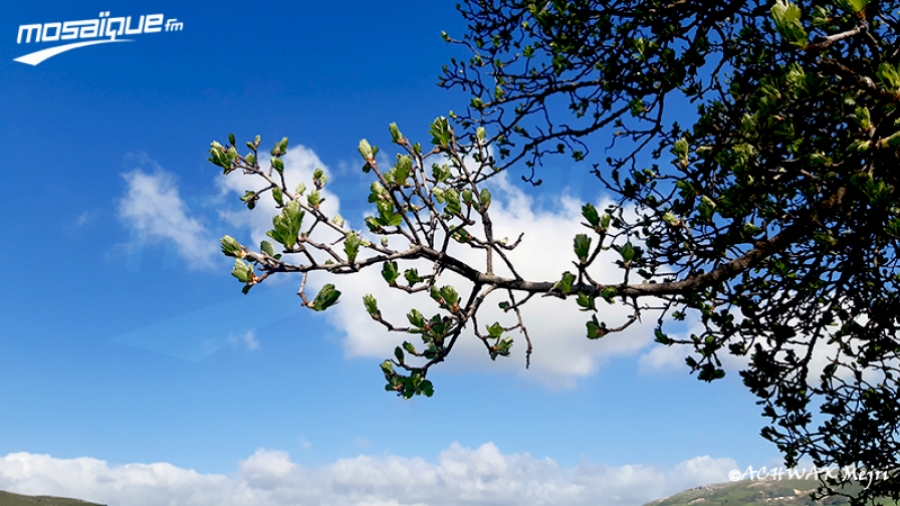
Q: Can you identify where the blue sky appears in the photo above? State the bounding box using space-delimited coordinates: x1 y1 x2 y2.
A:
1 2 781 505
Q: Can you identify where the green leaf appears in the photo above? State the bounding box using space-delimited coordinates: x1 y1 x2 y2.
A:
382 261 400 285
462 189 474 206
586 315 607 339
582 203 600 229
558 271 576 295
576 292 596 311
369 181 387 203
313 168 327 188
363 294 381 318
809 152 830 166
271 158 284 173
771 0 808 45
220 235 243 257
377 199 395 219
364 216 383 234
208 141 235 172
260 240 276 257
452 228 471 243
230 259 254 283
487 322 504 338
439 286 459 309
479 189 491 210
358 139 374 161
620 242 635 264
698 195 716 221
394 346 405 363
444 189 461 216
491 336 514 359
240 191 259 210
855 106 872 131
886 218 900 238
432 164 452 183
574 234 592 263
849 140 871 153
839 0 870 14
228 133 236 146
405 268 421 286
654 329 671 345
662 211 679 226
344 232 363 263
389 123 403 143
880 131 900 148
672 137 689 166
600 286 618 303
601 214 611 230
698 365 726 382
307 191 323 209
407 309 425 328
272 186 283 206
419 379 434 397
429 116 452 148
387 212 403 227
266 200 304 248
878 63 900 92
629 98 645 116
310 284 341 311
395 155 412 185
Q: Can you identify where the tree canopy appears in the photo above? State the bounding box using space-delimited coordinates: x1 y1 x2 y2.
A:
208 0 900 502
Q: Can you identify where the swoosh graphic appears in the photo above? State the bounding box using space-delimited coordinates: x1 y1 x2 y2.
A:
14 39 133 65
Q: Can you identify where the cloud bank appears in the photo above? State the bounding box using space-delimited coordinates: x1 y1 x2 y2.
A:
0 444 738 506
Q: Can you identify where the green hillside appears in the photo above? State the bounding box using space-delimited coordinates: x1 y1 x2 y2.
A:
644 476 882 506
0 490 104 506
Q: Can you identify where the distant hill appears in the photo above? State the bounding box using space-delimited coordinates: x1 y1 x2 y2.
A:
0 490 104 506
644 476 874 506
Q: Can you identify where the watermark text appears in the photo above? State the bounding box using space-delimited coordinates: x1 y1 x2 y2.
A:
729 465 890 490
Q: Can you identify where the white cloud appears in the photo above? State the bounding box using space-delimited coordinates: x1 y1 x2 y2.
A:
0 445 739 506
323 171 657 387
216 144 341 254
636 307 876 388
639 343 691 373
229 330 260 351
118 167 218 270
238 449 297 489
214 143 663 385
74 210 98 227
639 319 705 374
